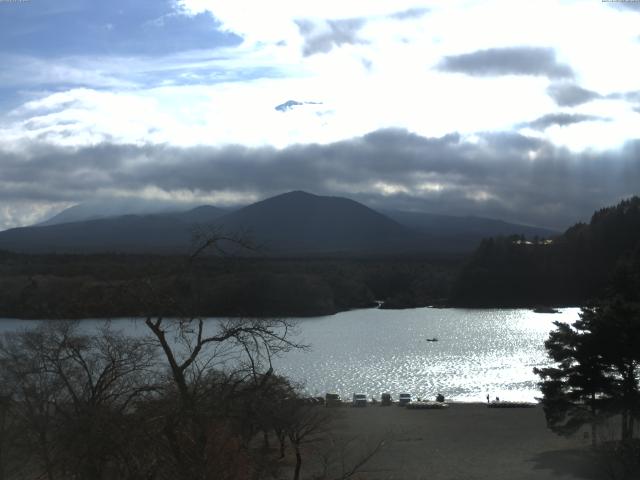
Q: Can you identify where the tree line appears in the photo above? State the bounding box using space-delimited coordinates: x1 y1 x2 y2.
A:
452 196 640 307
0 252 459 319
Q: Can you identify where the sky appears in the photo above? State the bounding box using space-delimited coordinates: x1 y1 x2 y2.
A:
0 0 639 230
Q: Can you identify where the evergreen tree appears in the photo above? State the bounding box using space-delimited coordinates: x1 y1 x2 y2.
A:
534 310 613 445
535 300 640 444
584 300 640 441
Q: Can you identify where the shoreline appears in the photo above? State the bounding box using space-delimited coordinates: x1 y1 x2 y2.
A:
0 303 581 321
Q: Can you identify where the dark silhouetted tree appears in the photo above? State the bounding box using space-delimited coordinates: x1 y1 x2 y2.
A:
536 300 640 446
0 321 158 480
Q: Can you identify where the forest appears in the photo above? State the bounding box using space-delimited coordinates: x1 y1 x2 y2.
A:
0 252 459 319
451 197 640 307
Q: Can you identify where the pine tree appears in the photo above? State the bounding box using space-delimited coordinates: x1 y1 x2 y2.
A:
535 300 640 444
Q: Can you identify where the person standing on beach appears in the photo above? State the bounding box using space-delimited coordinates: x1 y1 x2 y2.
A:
486 394 490 404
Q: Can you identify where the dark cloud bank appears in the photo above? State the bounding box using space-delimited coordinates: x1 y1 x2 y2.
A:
546 83 602 106
2 129 639 230
438 46 638 110
546 83 640 108
438 47 574 78
519 113 609 130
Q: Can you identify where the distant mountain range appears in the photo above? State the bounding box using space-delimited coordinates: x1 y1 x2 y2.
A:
0 191 557 255
38 197 204 226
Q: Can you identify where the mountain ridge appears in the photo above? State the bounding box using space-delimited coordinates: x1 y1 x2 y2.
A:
0 191 557 255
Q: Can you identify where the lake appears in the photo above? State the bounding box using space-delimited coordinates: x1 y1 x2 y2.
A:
0 307 580 403
271 307 580 402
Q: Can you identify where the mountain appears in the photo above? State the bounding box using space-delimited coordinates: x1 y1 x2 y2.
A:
0 205 227 254
213 191 421 254
0 192 419 255
162 205 227 224
39 198 203 227
0 191 425 255
385 210 557 252
0 190 558 255
274 100 322 112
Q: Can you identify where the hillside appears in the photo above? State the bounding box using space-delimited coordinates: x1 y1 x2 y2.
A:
214 191 422 254
451 196 640 307
38 198 204 226
0 210 225 254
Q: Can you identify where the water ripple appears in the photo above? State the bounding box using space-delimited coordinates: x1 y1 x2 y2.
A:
273 307 580 402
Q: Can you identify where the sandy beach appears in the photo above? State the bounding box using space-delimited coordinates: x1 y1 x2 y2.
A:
300 403 599 480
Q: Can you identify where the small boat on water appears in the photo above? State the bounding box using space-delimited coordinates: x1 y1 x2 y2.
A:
425 337 438 342
532 306 559 314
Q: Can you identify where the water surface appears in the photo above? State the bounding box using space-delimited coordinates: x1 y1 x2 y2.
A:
271 307 579 402
0 307 580 402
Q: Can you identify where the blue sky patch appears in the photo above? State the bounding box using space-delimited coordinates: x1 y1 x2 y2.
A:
0 0 241 56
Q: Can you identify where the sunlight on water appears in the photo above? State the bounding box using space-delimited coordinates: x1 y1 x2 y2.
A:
271 307 581 402
0 307 580 403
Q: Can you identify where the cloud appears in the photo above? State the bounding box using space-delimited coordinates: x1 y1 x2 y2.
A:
0 42 287 92
295 18 367 56
0 201 73 231
605 2 640 12
0 54 139 90
519 113 609 130
438 47 574 78
2 1 640 154
174 0 430 44
543 84 640 110
389 7 430 20
546 83 602 106
606 90 640 102
2 129 639 231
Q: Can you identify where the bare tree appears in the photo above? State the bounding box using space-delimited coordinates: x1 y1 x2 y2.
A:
286 403 334 480
271 396 387 480
313 434 387 480
136 230 305 480
0 321 158 480
0 395 11 480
